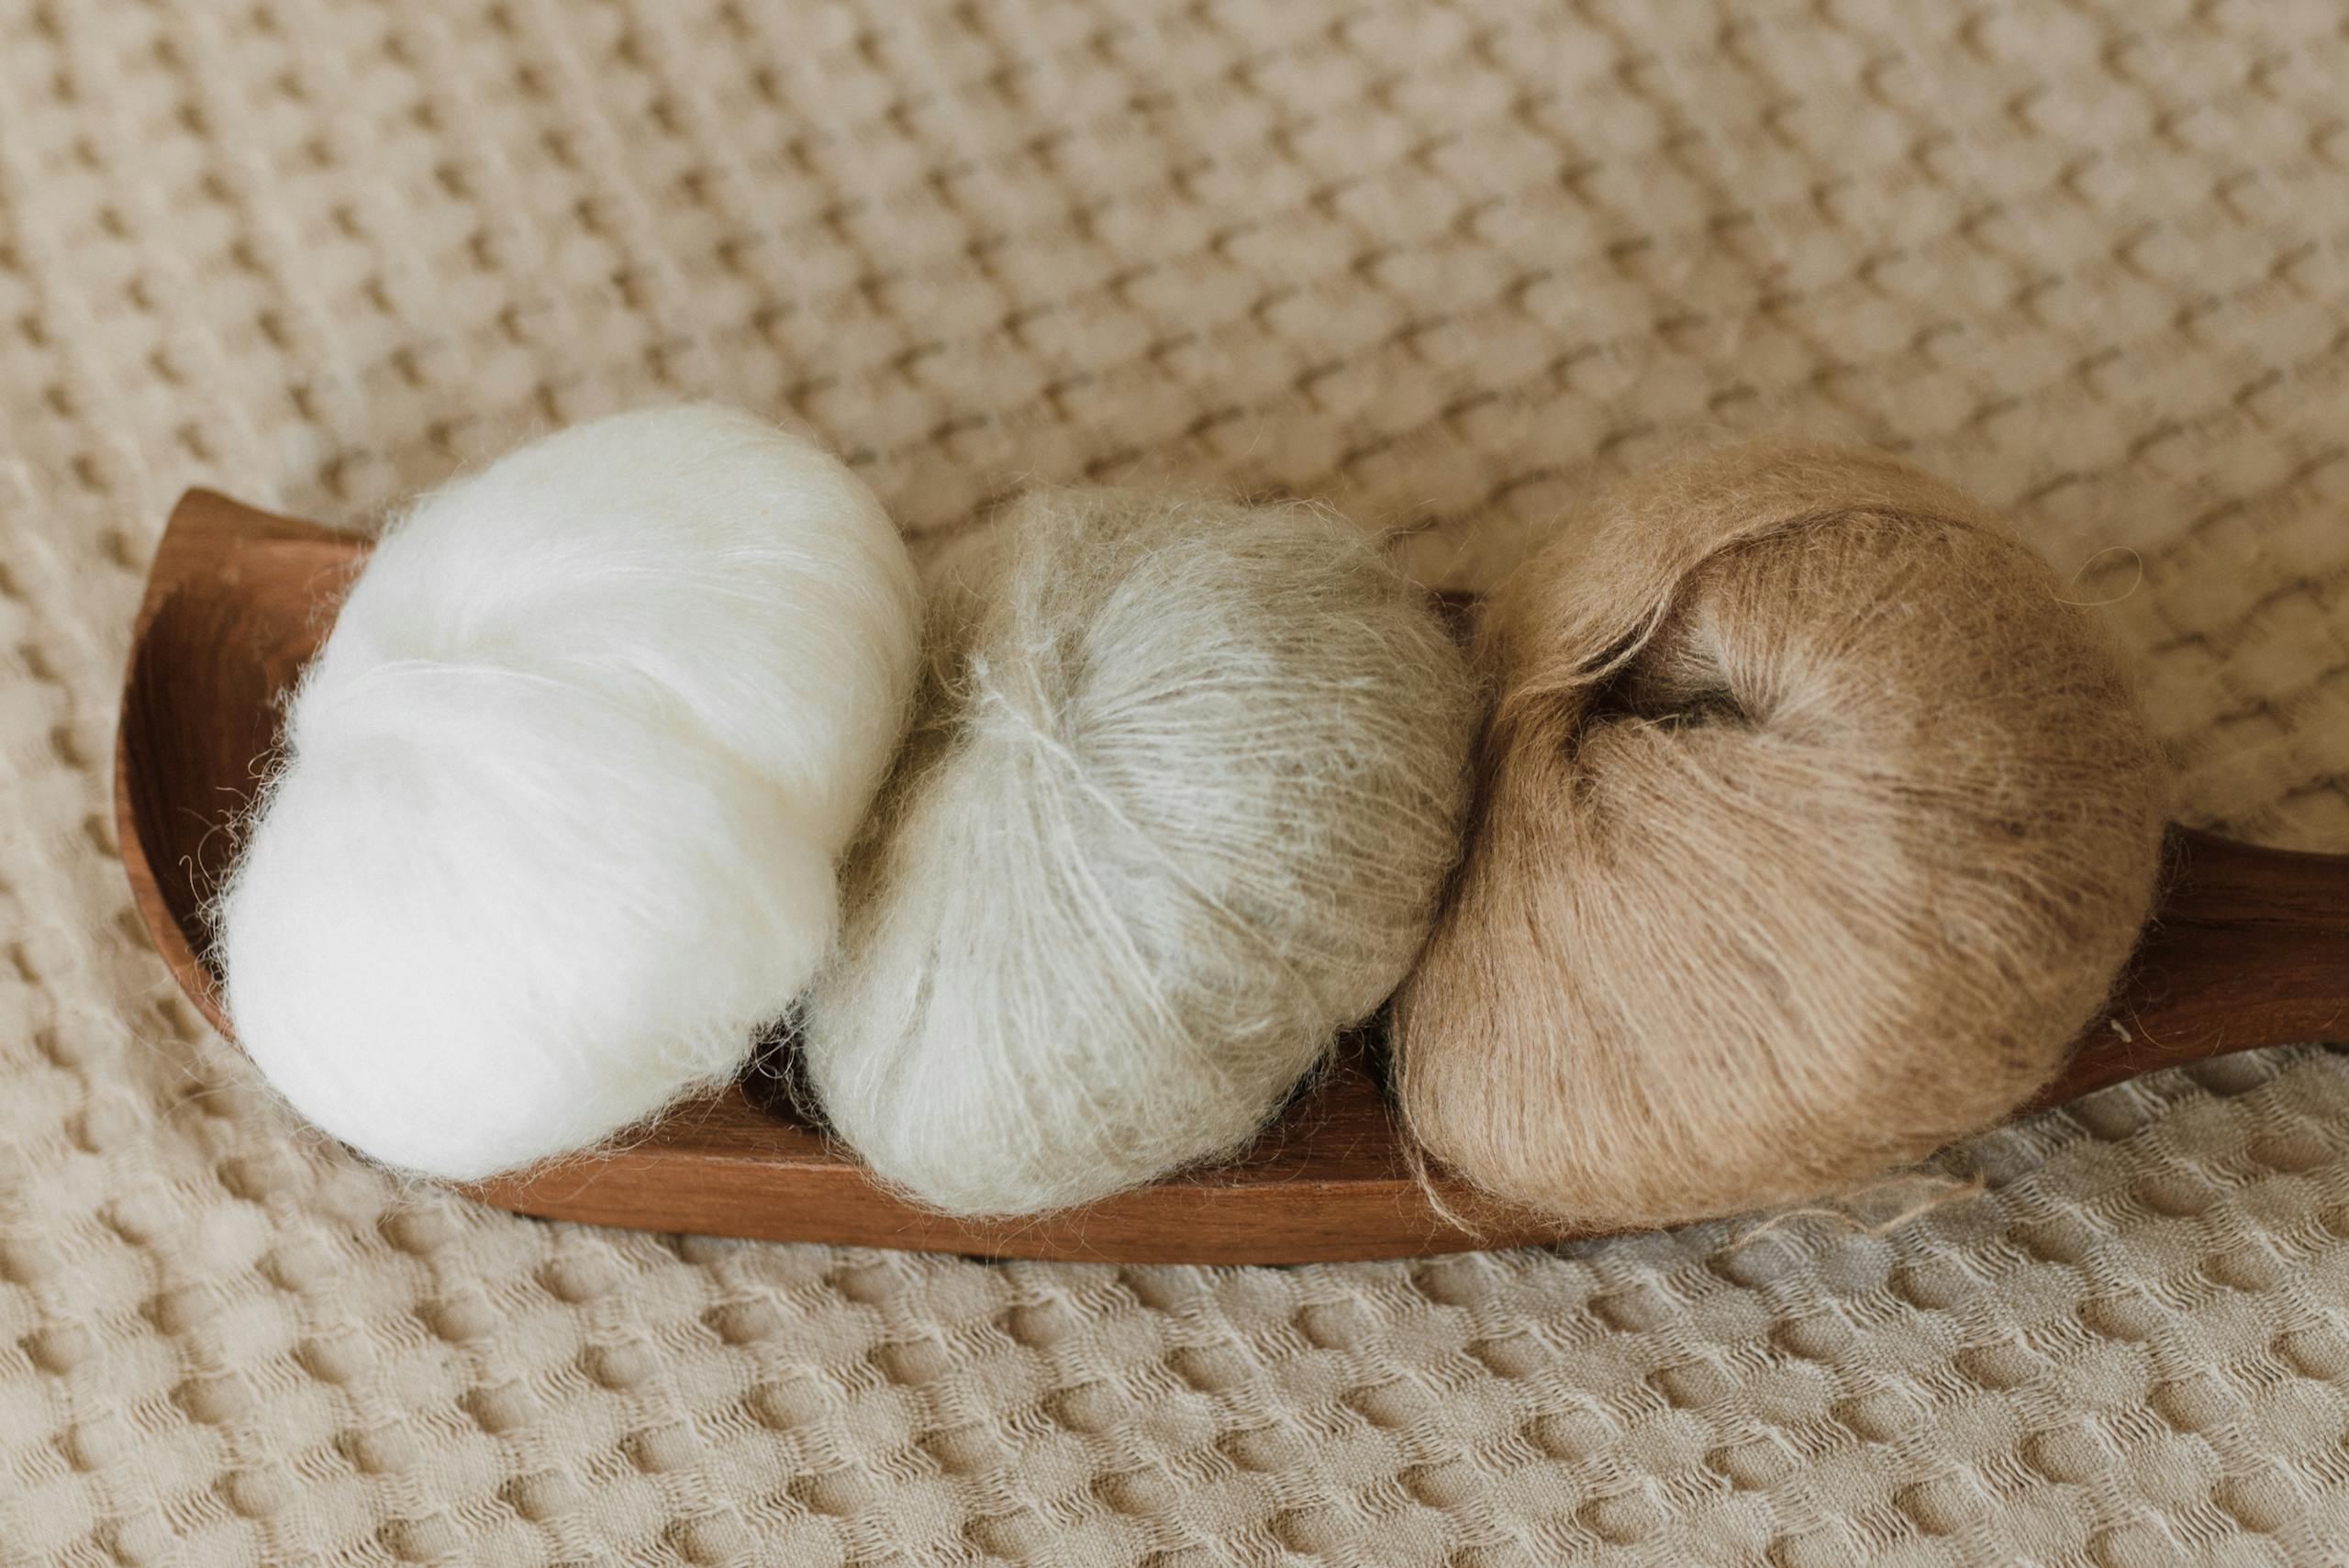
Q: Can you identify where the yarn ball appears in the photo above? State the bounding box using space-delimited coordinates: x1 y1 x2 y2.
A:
1394 440 2168 1230
217 406 922 1181
800 490 1476 1216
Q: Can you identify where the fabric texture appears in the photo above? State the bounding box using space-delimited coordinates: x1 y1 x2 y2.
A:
0 1 2343 1563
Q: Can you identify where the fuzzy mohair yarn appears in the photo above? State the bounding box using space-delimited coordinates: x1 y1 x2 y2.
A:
801 490 1476 1216
1394 440 2168 1230
217 406 921 1181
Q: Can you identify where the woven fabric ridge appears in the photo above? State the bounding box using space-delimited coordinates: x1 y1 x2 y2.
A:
1 0 2344 1562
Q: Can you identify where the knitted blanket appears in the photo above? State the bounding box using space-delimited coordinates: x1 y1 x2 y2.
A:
2 1 2343 1562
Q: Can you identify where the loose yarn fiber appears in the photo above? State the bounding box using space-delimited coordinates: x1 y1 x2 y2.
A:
218 406 921 1181
802 490 1477 1216
1395 440 2168 1230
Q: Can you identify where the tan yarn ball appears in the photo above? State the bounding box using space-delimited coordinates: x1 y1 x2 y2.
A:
1394 440 2168 1230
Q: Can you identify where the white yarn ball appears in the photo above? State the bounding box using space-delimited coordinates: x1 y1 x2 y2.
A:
218 406 921 1180
801 490 1477 1215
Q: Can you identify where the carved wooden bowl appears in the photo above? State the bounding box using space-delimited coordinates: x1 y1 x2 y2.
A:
117 491 2349 1262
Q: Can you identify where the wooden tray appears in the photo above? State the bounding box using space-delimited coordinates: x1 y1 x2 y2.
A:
116 490 2349 1262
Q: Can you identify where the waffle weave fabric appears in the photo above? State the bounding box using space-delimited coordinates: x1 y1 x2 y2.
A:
2 1 2345 1563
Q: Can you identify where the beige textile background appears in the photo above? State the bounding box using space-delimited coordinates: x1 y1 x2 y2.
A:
1 0 2345 1562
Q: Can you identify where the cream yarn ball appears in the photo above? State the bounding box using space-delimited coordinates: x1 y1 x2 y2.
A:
217 405 921 1181
801 490 1477 1216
